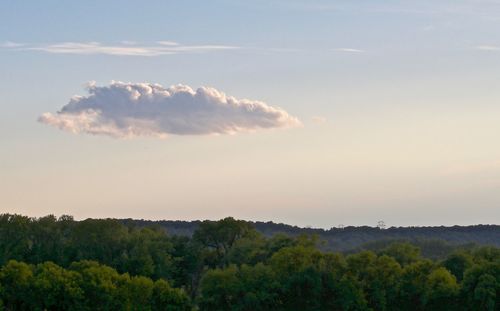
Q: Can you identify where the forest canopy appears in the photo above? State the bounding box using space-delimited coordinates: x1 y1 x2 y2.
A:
0 214 498 310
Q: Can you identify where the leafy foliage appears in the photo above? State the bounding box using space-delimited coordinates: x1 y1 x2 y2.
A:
0 214 498 310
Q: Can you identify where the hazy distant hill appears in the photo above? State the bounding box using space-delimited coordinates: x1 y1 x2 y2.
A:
121 219 500 253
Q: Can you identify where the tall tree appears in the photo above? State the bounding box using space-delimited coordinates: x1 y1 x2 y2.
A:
193 217 255 268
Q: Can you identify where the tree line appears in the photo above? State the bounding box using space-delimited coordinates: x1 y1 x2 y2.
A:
0 214 498 310
126 219 500 252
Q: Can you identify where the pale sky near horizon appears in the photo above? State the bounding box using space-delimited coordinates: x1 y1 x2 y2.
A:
1 0 500 228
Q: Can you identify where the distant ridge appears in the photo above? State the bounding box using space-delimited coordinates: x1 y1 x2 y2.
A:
121 218 500 253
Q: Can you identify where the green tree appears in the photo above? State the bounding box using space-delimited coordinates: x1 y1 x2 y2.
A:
472 246 500 264
121 227 173 279
397 259 435 310
123 275 154 310
32 261 84 310
379 242 421 266
461 262 499 311
236 263 279 311
423 267 459 311
71 219 129 268
346 252 402 311
270 245 322 276
321 274 368 311
471 274 497 311
227 233 267 266
152 279 191 311
193 217 255 268
198 265 241 311
168 236 204 298
199 263 279 311
0 260 34 310
280 266 322 311
0 215 31 265
270 246 323 311
28 215 67 265
264 234 297 256
441 251 473 282
69 260 127 310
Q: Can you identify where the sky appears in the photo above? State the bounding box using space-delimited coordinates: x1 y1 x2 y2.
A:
1 0 500 228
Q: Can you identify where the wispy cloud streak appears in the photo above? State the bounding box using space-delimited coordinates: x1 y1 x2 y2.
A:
475 45 500 51
2 41 239 56
332 48 365 53
2 41 372 57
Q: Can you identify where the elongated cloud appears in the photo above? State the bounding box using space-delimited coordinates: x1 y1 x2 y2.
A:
3 41 371 56
332 48 365 53
39 82 301 138
2 41 238 56
475 45 500 51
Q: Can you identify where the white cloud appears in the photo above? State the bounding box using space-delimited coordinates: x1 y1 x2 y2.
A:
39 82 301 138
157 41 180 46
1 41 25 48
332 48 365 53
120 40 138 45
3 41 370 56
475 45 500 51
2 41 239 57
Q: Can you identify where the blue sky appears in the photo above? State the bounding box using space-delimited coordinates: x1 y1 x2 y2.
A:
1 1 500 227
